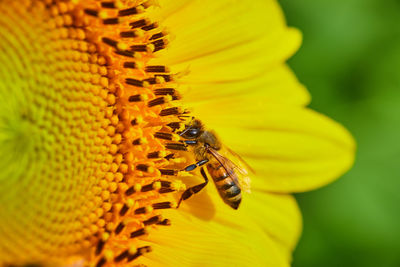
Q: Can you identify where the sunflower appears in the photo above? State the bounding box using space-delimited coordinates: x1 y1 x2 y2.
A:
0 0 355 266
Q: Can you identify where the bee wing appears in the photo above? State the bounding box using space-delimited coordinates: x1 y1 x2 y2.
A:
224 147 254 192
207 147 252 193
207 147 241 185
226 147 256 175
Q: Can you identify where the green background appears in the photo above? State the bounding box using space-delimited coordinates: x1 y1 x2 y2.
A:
278 1 400 266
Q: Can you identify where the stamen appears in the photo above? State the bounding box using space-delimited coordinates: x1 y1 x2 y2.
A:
159 188 173 194
128 94 148 102
126 78 149 88
125 184 142 196
149 31 167 40
142 23 158 31
114 249 129 262
152 201 175 209
96 251 114 267
130 44 153 52
143 215 161 226
164 153 176 160
154 132 177 141
114 221 125 235
135 164 154 172
152 39 168 52
127 246 152 262
160 180 172 187
160 107 182 116
156 74 172 82
165 142 187 151
115 50 139 58
102 37 118 48
141 181 161 192
96 257 106 267
130 19 149 28
159 169 177 176
140 183 153 192
145 65 169 73
143 76 164 85
130 227 147 238
123 62 138 69
167 122 184 131
132 137 147 145
101 2 118 9
95 232 109 255
118 6 144 17
119 199 135 216
157 219 171 226
134 206 153 215
84 9 99 17
154 88 176 96
103 18 120 25
120 30 142 38
130 118 140 126
147 96 172 107
159 181 184 195
147 151 167 159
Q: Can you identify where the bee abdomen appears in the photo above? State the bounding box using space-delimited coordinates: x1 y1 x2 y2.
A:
227 194 241 210
214 172 228 182
208 163 242 209
215 177 241 209
223 184 241 198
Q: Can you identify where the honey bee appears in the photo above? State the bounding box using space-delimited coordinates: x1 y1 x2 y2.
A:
176 119 251 210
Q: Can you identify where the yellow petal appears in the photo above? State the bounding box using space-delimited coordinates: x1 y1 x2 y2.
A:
244 191 302 261
167 27 301 82
137 185 289 267
150 0 303 92
153 0 292 65
182 64 310 106
198 105 355 192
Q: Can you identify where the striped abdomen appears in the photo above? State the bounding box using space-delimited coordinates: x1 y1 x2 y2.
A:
207 162 241 210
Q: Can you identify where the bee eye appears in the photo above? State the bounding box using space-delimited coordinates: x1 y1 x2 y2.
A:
183 128 200 138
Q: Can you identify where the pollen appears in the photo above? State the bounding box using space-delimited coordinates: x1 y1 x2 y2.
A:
0 0 192 266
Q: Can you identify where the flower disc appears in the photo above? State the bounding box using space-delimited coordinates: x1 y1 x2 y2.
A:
0 0 120 264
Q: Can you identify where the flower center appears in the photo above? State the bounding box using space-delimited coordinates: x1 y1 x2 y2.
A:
0 0 190 266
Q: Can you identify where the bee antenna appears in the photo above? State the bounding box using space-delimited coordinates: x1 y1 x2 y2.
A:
179 125 192 136
178 117 195 136
177 114 192 121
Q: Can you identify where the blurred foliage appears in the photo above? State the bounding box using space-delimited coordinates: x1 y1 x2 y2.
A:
279 0 400 266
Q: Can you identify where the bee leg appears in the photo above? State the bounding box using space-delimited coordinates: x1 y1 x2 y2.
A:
183 159 208 172
184 140 197 145
178 114 193 121
177 167 209 208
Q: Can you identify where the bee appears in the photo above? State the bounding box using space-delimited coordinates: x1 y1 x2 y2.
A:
176 119 251 210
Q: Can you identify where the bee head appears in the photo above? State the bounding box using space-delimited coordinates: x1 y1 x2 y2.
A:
200 130 221 150
180 119 203 139
180 119 221 150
